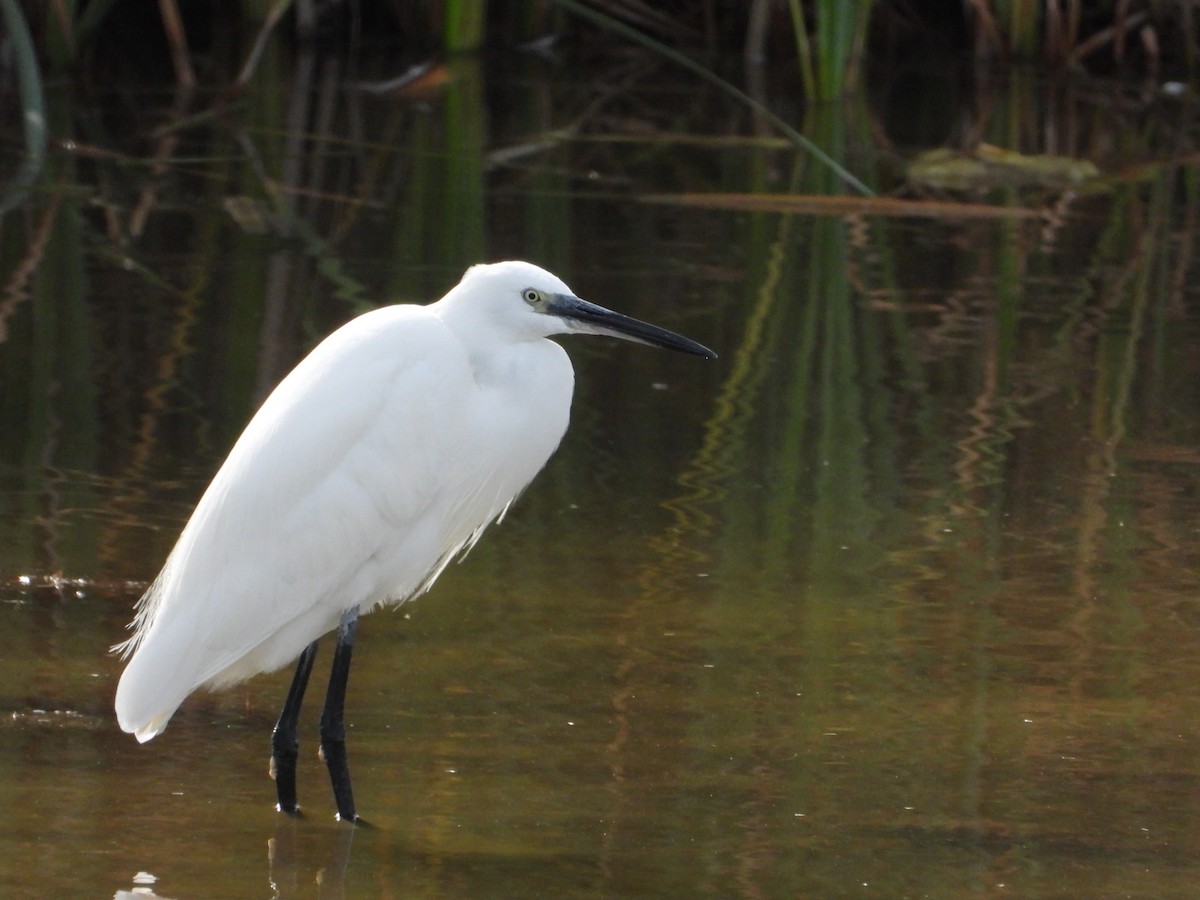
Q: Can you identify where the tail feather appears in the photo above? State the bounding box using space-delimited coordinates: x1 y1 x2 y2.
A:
114 625 193 742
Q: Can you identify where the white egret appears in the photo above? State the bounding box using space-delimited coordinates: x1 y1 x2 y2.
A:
114 260 715 822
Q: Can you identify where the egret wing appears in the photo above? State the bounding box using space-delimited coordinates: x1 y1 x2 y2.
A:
115 306 477 738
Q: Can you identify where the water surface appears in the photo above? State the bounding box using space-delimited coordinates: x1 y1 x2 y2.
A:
2 35 1200 898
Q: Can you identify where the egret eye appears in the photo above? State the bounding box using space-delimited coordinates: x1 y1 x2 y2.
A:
522 288 541 305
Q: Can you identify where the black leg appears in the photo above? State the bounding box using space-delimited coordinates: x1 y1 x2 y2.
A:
320 607 361 823
272 640 318 815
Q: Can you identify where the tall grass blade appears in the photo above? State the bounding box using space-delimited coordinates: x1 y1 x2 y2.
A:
444 0 488 51
786 0 817 98
549 0 873 197
0 0 47 214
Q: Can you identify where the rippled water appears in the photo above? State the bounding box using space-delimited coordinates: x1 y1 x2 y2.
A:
3 31 1200 898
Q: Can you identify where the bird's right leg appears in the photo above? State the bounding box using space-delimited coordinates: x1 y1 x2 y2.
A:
320 606 361 823
271 640 319 814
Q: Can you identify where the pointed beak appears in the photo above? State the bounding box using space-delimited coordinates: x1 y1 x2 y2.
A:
547 294 717 359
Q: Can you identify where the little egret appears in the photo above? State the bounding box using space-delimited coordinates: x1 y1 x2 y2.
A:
114 260 714 822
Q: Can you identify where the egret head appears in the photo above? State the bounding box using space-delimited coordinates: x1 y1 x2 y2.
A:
448 261 716 359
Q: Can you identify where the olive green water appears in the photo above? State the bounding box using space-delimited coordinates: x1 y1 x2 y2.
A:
3 35 1200 898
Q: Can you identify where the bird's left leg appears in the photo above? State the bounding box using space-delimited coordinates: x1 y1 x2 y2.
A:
272 640 319 814
320 605 361 823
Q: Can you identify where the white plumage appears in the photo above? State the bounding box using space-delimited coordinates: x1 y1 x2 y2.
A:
113 260 714 818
